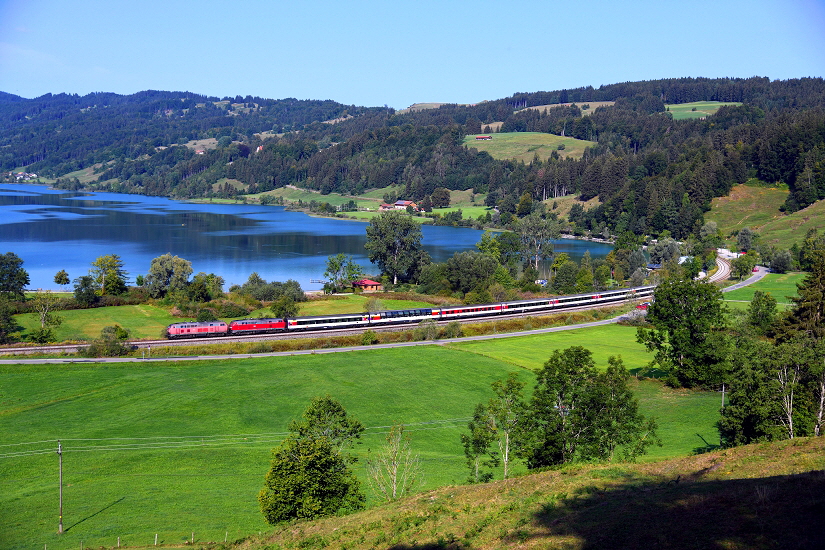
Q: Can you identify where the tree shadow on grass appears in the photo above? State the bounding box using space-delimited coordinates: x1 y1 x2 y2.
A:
692 432 722 455
511 471 825 549
65 496 125 532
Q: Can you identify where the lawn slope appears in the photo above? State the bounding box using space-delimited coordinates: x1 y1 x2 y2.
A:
247 437 825 549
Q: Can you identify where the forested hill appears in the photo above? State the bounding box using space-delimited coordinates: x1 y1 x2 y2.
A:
3 77 825 239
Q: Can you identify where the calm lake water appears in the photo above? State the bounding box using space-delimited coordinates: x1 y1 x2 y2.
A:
0 184 613 291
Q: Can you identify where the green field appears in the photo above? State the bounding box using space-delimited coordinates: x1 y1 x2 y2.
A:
665 101 742 120
0 324 721 549
13 304 181 341
2 274 799 548
723 272 803 305
463 132 596 163
252 186 381 210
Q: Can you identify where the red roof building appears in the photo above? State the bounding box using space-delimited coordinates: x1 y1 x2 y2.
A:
352 279 383 292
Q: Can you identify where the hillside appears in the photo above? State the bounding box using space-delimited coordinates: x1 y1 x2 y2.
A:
3 77 825 242
245 437 825 549
463 132 596 162
705 182 825 249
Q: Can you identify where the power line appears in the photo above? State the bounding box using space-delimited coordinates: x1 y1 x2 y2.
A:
0 418 472 460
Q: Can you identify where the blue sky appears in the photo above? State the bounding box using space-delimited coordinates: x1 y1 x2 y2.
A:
1 0 823 109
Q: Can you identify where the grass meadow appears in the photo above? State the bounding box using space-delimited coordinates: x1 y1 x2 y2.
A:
703 180 825 250
1 274 796 548
1 325 720 550
665 101 742 120
463 132 596 163
723 272 803 306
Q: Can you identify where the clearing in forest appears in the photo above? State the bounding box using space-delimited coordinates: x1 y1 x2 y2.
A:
464 132 596 163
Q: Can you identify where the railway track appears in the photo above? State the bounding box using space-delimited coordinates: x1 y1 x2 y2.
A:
0 298 638 356
0 252 739 358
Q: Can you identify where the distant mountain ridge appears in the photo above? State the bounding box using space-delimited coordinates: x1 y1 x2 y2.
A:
3 76 825 241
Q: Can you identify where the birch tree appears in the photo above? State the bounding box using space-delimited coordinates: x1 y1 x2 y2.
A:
366 424 422 501
486 373 526 479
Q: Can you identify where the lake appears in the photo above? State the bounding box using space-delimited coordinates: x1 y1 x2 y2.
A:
0 184 613 291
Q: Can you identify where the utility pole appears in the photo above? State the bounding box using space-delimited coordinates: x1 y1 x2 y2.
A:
57 440 63 534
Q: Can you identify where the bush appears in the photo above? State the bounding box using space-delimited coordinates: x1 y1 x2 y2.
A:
212 299 251 318
440 321 464 339
196 308 218 322
413 319 439 341
361 330 379 346
82 324 133 357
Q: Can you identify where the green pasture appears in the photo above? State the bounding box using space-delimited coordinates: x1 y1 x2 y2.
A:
723 272 803 305
704 181 790 244
665 101 742 120
754 198 825 249
702 178 825 250
254 294 439 317
0 326 721 549
0 348 529 549
431 205 491 219
463 132 596 162
253 187 380 210
13 304 180 341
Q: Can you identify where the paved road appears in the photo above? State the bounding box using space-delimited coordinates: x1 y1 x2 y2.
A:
722 265 769 292
0 252 764 365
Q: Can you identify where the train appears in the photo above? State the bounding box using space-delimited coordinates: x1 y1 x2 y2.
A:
165 285 656 339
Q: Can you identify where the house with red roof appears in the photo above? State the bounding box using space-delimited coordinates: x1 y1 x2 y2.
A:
352 279 383 292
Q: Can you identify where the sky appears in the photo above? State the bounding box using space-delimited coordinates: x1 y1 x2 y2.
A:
1 0 824 110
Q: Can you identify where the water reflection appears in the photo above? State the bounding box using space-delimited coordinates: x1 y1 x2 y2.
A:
0 184 612 291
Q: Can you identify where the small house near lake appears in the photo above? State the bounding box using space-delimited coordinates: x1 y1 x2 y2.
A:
352 279 383 292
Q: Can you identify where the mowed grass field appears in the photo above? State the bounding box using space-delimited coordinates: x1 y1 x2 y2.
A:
1 325 721 550
723 272 803 306
463 132 596 162
665 101 742 120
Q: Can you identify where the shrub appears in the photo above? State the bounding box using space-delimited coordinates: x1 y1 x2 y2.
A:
196 308 218 322
440 321 464 339
361 330 379 346
82 324 133 357
413 319 439 341
212 299 252 318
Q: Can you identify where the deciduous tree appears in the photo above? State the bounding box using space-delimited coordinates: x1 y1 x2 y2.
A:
366 424 422 501
520 347 658 468
29 289 63 343
90 254 128 295
461 403 499 483
365 211 427 285
259 396 365 524
324 253 364 293
145 253 193 298
258 436 364 524
517 214 560 271
0 252 29 300
637 277 728 388
53 269 70 287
